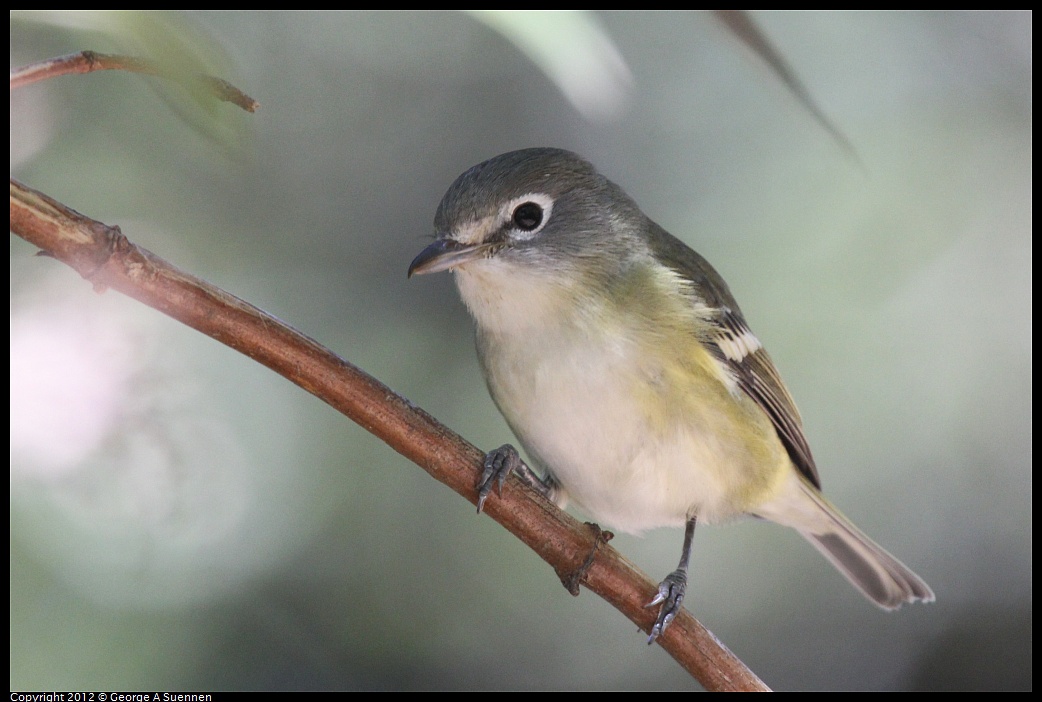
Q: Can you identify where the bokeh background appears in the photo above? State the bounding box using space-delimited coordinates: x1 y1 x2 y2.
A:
11 11 1031 691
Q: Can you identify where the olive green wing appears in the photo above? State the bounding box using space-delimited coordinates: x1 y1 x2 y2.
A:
648 222 821 489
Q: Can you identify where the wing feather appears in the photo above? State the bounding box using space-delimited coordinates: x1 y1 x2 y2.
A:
647 222 821 488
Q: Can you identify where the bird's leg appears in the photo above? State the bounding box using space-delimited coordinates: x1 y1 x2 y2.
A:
477 444 556 513
647 516 697 643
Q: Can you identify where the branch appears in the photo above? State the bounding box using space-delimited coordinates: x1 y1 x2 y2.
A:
10 55 769 692
9 51 259 113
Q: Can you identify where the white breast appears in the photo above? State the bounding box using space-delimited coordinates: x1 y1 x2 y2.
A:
454 258 789 534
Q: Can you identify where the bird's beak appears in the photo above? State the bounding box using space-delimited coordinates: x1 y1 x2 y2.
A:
408 237 490 277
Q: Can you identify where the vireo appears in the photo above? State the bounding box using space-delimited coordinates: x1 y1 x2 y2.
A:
408 148 933 640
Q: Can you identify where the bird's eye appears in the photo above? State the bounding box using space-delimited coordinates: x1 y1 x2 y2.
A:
512 202 544 231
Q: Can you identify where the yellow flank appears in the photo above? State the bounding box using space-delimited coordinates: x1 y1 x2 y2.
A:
605 261 791 519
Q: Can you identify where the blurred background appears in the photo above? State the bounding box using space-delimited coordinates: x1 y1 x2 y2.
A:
10 11 1031 691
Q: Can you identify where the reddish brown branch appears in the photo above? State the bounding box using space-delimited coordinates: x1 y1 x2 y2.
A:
9 180 768 691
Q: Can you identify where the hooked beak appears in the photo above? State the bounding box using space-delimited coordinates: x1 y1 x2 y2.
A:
407 238 491 277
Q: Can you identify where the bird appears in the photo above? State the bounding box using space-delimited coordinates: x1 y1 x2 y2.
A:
408 147 934 641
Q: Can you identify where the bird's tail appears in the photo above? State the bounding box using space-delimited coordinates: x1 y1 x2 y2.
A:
759 476 935 609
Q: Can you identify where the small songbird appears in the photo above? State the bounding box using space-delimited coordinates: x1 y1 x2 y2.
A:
408 148 933 640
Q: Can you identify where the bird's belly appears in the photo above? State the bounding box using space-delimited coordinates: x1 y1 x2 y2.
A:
480 328 790 534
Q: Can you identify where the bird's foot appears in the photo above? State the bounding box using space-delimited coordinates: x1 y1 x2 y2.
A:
476 444 523 513
477 444 556 512
646 568 687 643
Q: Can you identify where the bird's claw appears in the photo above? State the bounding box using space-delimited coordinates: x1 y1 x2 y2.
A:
646 568 687 644
477 444 523 513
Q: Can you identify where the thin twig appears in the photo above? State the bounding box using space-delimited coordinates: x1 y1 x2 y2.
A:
10 51 259 112
714 10 860 165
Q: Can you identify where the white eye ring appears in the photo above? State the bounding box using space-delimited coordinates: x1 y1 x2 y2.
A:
502 193 554 240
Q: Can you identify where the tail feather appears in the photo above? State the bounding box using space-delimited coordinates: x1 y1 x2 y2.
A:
803 529 934 609
758 475 934 609
797 482 934 609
